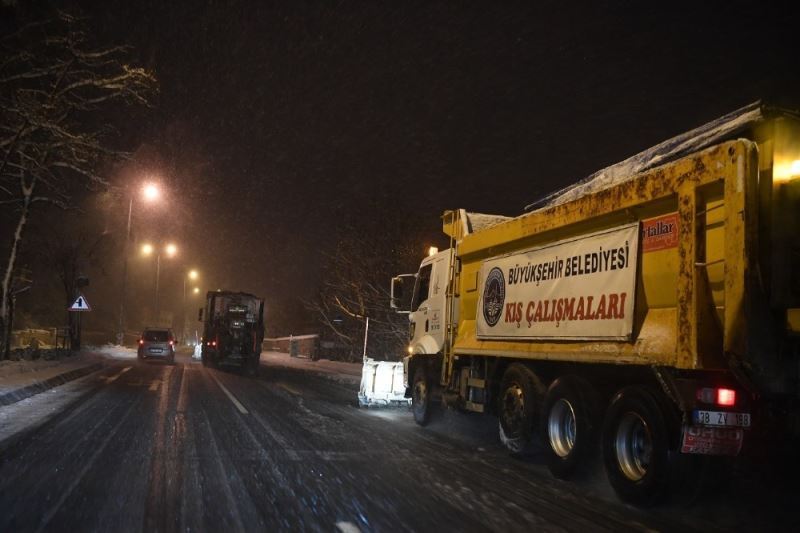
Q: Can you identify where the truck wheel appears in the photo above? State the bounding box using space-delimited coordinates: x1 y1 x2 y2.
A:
602 386 671 506
411 367 432 426
498 363 545 455
542 376 599 479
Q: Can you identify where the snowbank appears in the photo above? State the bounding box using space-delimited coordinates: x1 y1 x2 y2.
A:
85 344 137 360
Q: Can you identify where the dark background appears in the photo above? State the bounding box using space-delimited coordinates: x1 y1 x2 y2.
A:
3 0 800 339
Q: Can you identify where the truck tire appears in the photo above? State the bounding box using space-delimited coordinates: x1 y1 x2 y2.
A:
411 367 432 426
542 376 599 479
498 363 545 455
602 386 672 506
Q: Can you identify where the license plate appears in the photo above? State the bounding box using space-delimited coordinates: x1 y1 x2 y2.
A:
681 426 743 456
693 410 751 428
149 348 163 354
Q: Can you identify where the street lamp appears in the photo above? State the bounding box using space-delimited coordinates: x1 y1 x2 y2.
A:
182 269 200 343
141 241 177 325
142 183 160 201
117 182 162 345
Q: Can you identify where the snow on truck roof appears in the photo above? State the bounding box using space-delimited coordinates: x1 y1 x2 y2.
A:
456 102 797 237
524 101 797 211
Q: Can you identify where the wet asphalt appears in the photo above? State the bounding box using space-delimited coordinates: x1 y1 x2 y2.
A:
0 353 797 532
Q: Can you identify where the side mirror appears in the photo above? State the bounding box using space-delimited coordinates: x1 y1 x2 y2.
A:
198 308 204 321
390 274 416 313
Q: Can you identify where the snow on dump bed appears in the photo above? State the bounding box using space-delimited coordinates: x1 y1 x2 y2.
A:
525 101 770 211
466 211 511 232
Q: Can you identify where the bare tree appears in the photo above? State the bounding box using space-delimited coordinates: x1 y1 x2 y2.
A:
0 12 157 358
308 220 428 362
38 224 110 350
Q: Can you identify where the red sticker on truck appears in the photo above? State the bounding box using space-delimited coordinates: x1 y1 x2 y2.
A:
681 425 743 456
641 213 679 253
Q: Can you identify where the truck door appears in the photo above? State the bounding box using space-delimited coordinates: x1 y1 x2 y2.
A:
409 254 447 354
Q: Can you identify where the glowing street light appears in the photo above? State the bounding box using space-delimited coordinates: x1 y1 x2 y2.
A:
142 183 160 201
117 182 164 345
141 242 178 325
193 287 200 294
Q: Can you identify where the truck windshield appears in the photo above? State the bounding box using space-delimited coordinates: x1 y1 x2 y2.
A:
412 264 432 311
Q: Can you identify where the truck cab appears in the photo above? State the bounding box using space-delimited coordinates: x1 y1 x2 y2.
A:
391 248 453 389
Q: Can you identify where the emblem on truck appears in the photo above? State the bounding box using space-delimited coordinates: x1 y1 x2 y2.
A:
483 267 506 327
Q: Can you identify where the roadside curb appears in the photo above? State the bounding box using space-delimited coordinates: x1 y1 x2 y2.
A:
0 363 105 407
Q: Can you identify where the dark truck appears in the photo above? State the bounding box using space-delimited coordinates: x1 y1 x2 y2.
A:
199 290 264 375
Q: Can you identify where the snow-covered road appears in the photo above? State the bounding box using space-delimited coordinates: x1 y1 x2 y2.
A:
0 352 796 531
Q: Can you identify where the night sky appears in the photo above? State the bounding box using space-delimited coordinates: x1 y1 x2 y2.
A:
6 1 800 334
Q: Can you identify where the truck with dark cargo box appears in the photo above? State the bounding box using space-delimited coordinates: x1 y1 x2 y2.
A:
200 290 264 376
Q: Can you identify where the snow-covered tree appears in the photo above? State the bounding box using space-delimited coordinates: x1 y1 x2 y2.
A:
0 12 157 358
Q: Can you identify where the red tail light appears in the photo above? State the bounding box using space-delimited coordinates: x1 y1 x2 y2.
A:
697 387 737 406
717 388 736 407
169 340 174 346
139 339 144 345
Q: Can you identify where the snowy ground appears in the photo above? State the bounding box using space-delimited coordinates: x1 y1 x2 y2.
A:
0 351 103 389
260 351 362 385
85 343 138 360
0 344 132 382
0 348 366 449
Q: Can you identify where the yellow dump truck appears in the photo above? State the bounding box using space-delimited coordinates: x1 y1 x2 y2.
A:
390 102 800 504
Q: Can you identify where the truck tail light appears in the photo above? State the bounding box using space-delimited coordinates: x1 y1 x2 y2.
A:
717 388 736 407
697 387 737 406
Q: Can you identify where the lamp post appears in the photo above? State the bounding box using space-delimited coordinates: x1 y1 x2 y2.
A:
182 269 199 343
117 183 161 345
141 242 177 325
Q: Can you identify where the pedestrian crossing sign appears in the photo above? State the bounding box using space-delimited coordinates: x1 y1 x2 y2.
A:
69 295 91 311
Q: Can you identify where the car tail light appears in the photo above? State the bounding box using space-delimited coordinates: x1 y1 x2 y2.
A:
697 387 737 406
169 340 174 346
139 339 144 345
